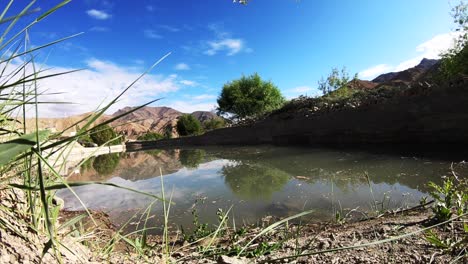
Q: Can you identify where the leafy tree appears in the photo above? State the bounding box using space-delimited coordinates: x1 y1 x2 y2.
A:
137 132 164 141
439 2 468 79
176 114 203 136
89 124 121 146
217 73 285 119
203 117 226 131
317 67 354 95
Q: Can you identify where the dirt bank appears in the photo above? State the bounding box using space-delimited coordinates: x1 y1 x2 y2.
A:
128 76 468 152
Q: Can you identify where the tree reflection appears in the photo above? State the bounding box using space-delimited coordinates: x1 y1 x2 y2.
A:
92 153 120 176
179 149 206 169
222 162 290 200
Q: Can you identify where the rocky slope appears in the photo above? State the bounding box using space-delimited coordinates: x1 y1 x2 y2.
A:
372 58 439 85
28 106 218 139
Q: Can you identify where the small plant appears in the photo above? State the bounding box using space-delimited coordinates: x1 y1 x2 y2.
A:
137 132 164 141
428 176 467 223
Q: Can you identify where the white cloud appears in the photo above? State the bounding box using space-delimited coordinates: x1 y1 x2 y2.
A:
180 80 198 87
359 64 393 79
143 29 162 39
86 9 111 20
169 100 217 113
89 26 109 32
359 32 459 80
14 59 180 117
174 63 190 71
158 25 180 32
192 94 216 100
205 38 245 56
285 86 320 99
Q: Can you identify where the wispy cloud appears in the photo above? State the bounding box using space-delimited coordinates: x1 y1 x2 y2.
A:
89 26 109 32
14 59 180 117
285 86 320 99
180 80 198 87
174 63 190 71
168 100 216 113
359 32 459 80
203 23 250 56
143 29 162 39
205 38 245 56
192 94 216 100
146 5 155 12
86 9 111 20
158 25 180 32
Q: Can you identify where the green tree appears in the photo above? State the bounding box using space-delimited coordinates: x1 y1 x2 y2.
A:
217 73 285 119
439 2 468 80
203 117 226 131
176 114 203 136
317 67 352 95
89 124 121 146
137 132 164 141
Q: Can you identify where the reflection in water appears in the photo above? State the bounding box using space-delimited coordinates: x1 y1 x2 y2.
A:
60 146 461 234
223 162 290 200
93 153 120 176
179 149 206 169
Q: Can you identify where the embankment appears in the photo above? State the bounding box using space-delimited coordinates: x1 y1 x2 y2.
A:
127 77 468 152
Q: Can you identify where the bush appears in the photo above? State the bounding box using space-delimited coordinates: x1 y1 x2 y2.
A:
90 124 121 146
203 118 226 131
179 149 206 169
217 73 285 119
137 132 164 141
176 114 203 136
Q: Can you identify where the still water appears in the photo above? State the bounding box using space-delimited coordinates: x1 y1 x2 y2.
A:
58 146 455 233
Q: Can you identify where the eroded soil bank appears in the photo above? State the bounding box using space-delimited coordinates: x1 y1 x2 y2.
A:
128 77 468 153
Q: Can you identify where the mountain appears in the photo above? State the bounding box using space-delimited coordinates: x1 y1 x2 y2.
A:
372 58 439 84
29 106 219 139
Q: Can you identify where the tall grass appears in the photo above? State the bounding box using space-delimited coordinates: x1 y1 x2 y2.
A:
0 1 169 261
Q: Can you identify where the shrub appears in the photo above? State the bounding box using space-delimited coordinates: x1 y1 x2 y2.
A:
90 124 121 146
176 114 203 136
137 132 164 141
203 118 226 131
217 73 285 119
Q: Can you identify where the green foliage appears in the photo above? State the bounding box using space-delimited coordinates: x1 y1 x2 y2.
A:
92 153 120 176
137 132 164 141
89 124 121 146
428 176 468 223
438 2 468 80
0 131 49 167
176 114 203 136
217 73 285 119
179 149 206 169
318 67 353 96
203 117 226 131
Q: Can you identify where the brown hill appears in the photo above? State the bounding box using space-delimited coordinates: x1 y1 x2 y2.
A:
372 58 439 85
29 106 219 139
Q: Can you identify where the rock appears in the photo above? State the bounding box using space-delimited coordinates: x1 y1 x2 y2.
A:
217 255 247 264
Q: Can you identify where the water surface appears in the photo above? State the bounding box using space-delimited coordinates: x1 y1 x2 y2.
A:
58 146 454 233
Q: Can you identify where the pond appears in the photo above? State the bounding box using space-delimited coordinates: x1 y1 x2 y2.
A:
57 146 454 234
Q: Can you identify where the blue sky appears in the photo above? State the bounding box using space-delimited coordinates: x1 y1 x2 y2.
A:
4 0 459 116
